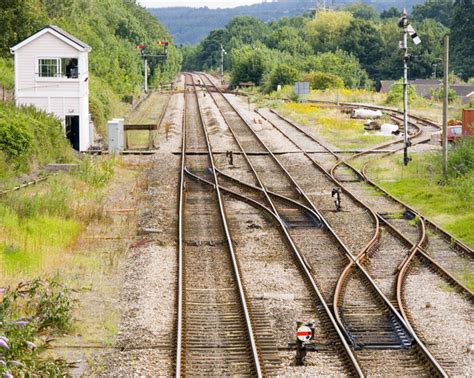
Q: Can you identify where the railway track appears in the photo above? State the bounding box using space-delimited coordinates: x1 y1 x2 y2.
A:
191 73 365 374
262 108 473 295
248 103 472 375
198 72 448 376
176 75 261 376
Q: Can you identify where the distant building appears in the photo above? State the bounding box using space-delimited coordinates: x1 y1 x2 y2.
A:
380 79 474 104
10 25 92 151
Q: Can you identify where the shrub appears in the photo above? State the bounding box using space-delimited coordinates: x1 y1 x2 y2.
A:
447 137 474 178
431 87 457 102
304 71 344 90
385 80 419 105
76 157 116 188
0 119 33 158
265 63 299 92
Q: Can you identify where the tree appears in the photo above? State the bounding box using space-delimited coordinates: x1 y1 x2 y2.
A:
409 19 448 79
450 0 474 79
226 16 270 47
0 0 47 57
304 71 344 90
230 45 268 86
266 26 312 56
345 2 378 20
412 0 453 27
265 63 299 92
341 19 384 80
305 50 370 88
380 7 400 19
304 11 353 53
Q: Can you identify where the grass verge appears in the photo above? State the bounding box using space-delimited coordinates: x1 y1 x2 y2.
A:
278 102 393 150
368 149 474 249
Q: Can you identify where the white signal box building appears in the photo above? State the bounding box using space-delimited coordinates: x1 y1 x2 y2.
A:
10 25 92 151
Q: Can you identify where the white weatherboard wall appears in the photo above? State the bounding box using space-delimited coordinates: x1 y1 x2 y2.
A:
11 26 92 151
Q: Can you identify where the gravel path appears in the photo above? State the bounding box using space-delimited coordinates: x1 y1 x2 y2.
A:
97 121 181 375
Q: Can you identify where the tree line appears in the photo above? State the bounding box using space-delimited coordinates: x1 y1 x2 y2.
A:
182 0 473 92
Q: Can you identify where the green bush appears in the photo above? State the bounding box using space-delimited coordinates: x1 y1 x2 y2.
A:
0 58 14 90
448 138 474 178
385 80 419 105
76 157 116 188
304 71 344 90
431 87 457 102
265 63 299 92
0 119 33 158
0 103 73 173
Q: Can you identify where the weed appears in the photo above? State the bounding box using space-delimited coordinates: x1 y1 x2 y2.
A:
76 157 116 188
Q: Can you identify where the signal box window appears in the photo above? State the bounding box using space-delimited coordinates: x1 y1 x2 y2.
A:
38 58 78 78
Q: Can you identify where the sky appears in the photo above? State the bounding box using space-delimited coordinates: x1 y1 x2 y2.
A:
138 0 262 8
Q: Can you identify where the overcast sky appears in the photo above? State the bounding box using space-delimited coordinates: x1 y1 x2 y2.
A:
138 0 262 8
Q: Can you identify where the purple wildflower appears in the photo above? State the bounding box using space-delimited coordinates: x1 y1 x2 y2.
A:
8 360 25 367
25 341 37 349
12 320 29 326
0 340 9 350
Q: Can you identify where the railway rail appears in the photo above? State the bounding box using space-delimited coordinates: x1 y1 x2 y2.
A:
198 72 448 376
176 74 261 376
263 108 473 296
190 73 365 375
249 103 472 375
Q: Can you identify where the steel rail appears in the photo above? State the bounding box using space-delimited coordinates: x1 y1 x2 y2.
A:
261 107 473 375
269 108 473 258
175 82 186 377
187 74 263 376
261 109 472 298
200 74 448 377
197 73 365 376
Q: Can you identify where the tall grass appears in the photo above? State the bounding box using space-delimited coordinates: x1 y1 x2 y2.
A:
369 142 474 248
0 158 116 281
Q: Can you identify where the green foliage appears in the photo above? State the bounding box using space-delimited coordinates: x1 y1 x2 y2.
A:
412 0 453 26
0 103 73 174
306 50 371 88
345 2 379 20
447 138 474 178
264 63 299 92
380 7 401 19
304 11 353 53
76 157 116 188
230 45 268 86
431 87 457 102
451 0 474 80
0 278 73 376
341 19 384 79
0 58 14 90
0 118 33 159
385 80 419 104
304 71 344 90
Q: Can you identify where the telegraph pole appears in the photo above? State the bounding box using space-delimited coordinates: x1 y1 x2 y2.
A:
442 35 449 179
